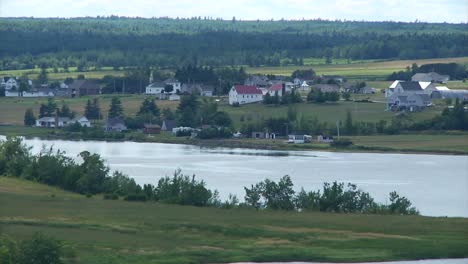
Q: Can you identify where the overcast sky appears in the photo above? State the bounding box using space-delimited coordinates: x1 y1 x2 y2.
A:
0 0 466 23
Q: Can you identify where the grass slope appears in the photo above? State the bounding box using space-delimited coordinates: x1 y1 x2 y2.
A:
0 177 467 264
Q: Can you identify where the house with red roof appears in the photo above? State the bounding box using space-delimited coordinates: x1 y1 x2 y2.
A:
229 85 263 105
267 83 286 97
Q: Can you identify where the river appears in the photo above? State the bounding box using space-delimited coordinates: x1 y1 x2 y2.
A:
3 137 468 217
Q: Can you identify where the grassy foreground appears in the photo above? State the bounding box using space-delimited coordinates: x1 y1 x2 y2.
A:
0 177 467 264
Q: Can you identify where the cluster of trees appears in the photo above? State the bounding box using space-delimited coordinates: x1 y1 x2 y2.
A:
263 90 302 105
307 90 340 103
0 233 64 264
1 18 467 71
387 63 468 81
243 176 418 214
0 137 418 215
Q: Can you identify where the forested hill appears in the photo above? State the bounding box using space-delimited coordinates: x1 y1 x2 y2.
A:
1 17 467 70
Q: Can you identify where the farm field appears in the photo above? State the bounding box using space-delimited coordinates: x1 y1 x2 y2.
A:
1 176 467 264
1 57 467 81
0 94 444 127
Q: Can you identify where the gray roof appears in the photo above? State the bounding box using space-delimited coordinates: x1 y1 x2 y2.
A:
148 82 166 88
399 81 422 91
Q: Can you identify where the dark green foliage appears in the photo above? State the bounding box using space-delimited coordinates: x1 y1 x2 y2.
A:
177 94 199 127
36 66 48 85
307 89 325 103
23 109 36 126
17 233 63 264
1 18 467 71
0 87 5 97
137 97 160 123
108 97 124 118
291 69 316 79
39 98 57 118
388 63 468 81
330 139 353 147
162 108 175 120
0 137 31 177
153 170 213 207
84 98 101 120
197 127 232 139
57 103 74 118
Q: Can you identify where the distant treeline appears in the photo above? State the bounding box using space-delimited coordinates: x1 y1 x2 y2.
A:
0 137 418 215
0 18 467 70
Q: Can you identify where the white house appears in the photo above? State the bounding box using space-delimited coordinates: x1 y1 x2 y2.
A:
145 82 166 95
1 77 18 90
36 117 71 128
71 116 92 127
288 134 312 144
163 78 181 94
228 85 263 105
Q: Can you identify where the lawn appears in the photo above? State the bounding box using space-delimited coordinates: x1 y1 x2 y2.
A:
0 176 467 264
0 95 179 125
246 57 468 80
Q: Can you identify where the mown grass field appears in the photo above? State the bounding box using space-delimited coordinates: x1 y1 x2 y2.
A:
1 176 467 264
0 93 445 127
1 57 467 82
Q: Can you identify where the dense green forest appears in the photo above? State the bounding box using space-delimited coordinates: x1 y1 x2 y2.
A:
0 17 467 70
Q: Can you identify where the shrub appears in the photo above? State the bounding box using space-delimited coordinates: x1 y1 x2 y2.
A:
124 194 148 202
103 193 119 200
330 139 353 147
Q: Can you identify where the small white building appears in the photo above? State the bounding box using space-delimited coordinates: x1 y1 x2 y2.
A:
288 134 312 144
70 116 92 127
145 82 165 95
228 85 263 105
1 77 18 90
36 117 71 128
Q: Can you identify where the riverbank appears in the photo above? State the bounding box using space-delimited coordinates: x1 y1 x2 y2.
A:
1 176 467 264
1 125 468 155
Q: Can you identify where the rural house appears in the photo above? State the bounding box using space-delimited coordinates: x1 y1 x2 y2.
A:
143 124 161 134
70 116 92 127
267 83 285 97
67 80 101 97
35 116 71 128
411 72 450 83
145 82 166 95
104 118 127 132
311 84 340 93
228 85 263 105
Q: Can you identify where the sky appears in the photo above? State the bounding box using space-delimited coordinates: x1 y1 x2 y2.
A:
0 0 466 23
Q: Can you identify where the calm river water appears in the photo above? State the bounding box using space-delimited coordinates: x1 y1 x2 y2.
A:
4 137 468 217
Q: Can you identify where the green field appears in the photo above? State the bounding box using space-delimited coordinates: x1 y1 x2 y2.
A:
246 57 468 80
1 176 467 264
1 57 467 82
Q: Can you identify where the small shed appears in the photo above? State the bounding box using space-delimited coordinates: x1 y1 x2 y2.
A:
143 124 161 134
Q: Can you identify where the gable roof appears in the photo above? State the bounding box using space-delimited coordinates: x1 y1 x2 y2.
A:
68 80 100 90
147 82 166 88
399 81 422 91
162 120 177 130
269 83 284 91
389 80 403 89
234 85 262 94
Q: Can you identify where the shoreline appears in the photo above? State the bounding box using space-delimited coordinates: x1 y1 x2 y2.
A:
1 130 468 156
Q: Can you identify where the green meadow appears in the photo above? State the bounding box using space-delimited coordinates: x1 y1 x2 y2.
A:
1 176 467 264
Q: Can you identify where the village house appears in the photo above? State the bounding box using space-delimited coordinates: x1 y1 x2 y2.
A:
251 131 277 139
161 120 177 132
143 124 161 134
66 80 101 97
163 78 182 94
70 116 92 127
145 81 166 95
267 83 285 97
411 72 450 83
311 84 340 93
228 85 263 105
104 118 127 132
244 75 271 88
35 116 71 128
1 77 18 90
386 81 433 111
181 83 214 96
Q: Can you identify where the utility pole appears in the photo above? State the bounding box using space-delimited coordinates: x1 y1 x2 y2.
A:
336 120 340 140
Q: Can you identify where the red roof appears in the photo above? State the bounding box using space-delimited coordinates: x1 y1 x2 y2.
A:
234 85 262 94
269 83 283 91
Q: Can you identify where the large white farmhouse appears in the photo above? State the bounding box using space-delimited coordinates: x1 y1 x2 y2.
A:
229 85 263 105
